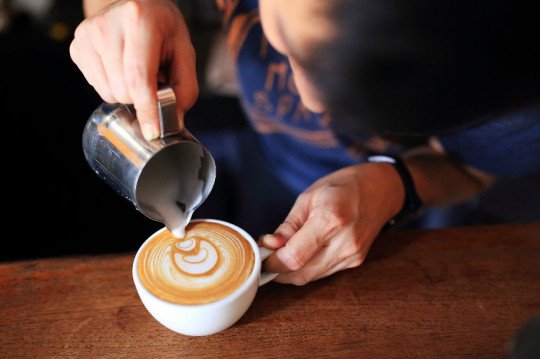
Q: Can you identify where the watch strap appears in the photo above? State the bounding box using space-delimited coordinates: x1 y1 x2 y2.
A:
367 155 423 228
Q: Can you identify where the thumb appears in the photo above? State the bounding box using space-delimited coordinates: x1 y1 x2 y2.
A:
260 193 311 249
259 233 289 250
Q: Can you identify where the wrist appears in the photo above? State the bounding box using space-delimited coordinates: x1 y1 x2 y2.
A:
367 155 423 228
358 162 407 225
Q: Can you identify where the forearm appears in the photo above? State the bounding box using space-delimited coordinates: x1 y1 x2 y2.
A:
404 139 496 207
83 0 120 17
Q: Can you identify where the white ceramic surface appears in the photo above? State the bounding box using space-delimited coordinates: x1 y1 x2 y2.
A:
133 219 277 336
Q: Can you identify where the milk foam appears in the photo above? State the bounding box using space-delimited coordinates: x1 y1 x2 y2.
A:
173 239 218 275
137 222 255 305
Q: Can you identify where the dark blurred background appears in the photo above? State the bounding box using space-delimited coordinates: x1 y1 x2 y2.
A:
1 0 538 262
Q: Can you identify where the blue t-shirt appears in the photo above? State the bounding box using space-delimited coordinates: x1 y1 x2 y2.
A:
222 0 388 194
437 108 540 178
223 0 540 193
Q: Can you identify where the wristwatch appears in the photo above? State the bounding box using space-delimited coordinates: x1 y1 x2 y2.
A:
367 155 423 228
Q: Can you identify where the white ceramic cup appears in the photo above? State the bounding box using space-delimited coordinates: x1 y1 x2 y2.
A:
132 219 278 336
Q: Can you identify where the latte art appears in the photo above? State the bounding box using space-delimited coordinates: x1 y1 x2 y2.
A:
137 222 255 305
172 236 220 276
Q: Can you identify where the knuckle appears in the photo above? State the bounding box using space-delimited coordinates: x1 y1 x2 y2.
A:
347 239 363 257
347 254 365 269
282 250 304 271
337 238 364 263
73 22 85 40
99 92 115 104
94 85 115 103
330 208 350 227
103 94 116 104
279 220 296 233
69 41 78 62
289 272 310 286
183 42 196 59
122 0 143 22
312 207 347 233
313 232 327 249
112 92 131 104
296 191 311 205
183 82 199 109
346 241 362 259
109 83 131 103
191 79 200 98
91 15 109 39
327 206 352 229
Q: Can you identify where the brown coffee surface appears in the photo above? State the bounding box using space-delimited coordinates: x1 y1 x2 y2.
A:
137 222 255 305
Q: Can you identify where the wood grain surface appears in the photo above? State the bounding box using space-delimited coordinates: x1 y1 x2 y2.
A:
1 223 539 358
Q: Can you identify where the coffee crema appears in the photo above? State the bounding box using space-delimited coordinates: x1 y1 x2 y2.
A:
137 222 255 305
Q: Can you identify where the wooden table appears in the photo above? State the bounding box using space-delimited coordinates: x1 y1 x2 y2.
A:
1 223 539 358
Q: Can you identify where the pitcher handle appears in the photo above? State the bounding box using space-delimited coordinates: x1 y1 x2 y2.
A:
157 85 183 138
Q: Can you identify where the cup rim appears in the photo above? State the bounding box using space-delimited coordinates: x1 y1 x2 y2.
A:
132 218 262 309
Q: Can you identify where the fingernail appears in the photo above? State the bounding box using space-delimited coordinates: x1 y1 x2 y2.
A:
262 234 281 248
141 123 158 142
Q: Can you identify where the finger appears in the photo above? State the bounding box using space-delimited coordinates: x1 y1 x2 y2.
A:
311 232 370 282
168 29 199 116
85 48 116 103
70 27 115 103
273 231 346 285
86 14 131 104
89 24 131 104
272 244 333 285
273 229 363 285
70 40 94 85
264 213 333 274
258 233 288 250
123 5 160 141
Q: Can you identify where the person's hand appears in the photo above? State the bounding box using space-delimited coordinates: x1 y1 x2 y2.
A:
70 0 198 141
260 163 405 285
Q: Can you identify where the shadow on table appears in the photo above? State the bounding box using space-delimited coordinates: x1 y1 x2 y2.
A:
233 229 426 327
364 229 426 265
235 277 338 327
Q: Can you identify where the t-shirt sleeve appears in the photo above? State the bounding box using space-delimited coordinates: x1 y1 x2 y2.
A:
437 106 540 178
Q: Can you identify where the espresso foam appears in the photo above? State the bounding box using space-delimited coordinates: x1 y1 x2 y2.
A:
137 222 255 305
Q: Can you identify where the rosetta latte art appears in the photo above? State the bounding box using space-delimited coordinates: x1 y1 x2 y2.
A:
137 222 255 305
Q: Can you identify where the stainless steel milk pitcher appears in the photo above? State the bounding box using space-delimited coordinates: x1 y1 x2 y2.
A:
82 86 216 232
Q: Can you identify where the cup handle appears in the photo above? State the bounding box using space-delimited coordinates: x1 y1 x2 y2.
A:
258 247 279 286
